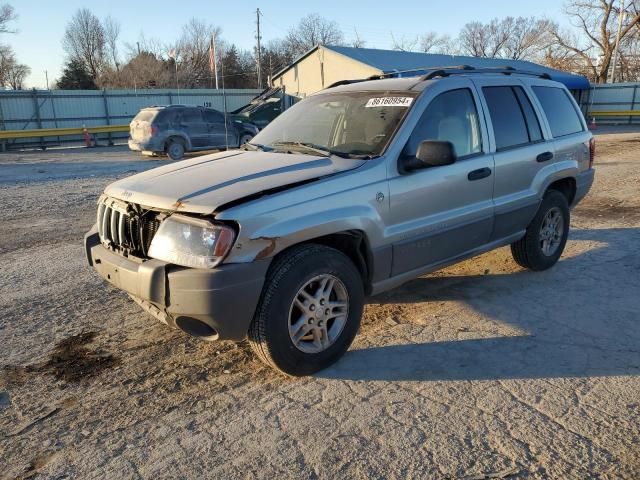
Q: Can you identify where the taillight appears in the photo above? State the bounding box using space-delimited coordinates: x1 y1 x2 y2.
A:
589 137 595 168
150 125 159 137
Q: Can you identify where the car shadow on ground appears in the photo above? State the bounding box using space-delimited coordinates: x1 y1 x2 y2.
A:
318 227 640 382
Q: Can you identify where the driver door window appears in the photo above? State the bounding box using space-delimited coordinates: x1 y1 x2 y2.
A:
403 88 482 159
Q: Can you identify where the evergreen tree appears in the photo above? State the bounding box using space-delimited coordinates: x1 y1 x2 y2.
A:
57 59 97 89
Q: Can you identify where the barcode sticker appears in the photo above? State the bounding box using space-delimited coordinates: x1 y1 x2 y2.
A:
365 97 413 108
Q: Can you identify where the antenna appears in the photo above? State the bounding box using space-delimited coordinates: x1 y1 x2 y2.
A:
220 46 229 151
256 8 262 89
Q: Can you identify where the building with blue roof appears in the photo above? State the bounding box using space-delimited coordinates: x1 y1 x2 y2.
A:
271 45 590 98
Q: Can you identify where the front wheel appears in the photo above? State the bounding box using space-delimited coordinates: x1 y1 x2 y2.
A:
239 133 253 147
511 189 570 271
248 244 364 376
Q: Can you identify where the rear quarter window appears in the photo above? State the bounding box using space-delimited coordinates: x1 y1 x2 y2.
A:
532 86 584 137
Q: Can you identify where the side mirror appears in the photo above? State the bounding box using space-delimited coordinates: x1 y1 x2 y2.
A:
402 140 457 172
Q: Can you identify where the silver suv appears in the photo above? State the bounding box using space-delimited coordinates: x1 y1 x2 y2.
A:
85 67 594 376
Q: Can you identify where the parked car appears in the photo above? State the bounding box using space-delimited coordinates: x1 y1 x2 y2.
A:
86 67 594 376
128 105 259 160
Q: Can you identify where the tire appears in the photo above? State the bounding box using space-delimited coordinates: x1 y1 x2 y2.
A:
511 189 570 271
248 244 364 376
239 133 253 147
166 138 185 160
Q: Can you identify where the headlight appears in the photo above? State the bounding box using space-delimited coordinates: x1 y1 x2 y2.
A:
148 215 235 268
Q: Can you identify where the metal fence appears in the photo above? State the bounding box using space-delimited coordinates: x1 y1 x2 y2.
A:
581 82 640 124
0 88 262 149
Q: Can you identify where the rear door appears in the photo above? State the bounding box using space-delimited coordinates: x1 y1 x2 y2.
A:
180 108 208 148
473 78 555 240
529 84 590 176
387 81 495 276
203 109 230 147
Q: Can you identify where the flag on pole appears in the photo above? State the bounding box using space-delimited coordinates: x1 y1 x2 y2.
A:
209 39 215 74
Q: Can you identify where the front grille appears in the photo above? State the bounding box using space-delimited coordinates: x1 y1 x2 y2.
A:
97 196 160 257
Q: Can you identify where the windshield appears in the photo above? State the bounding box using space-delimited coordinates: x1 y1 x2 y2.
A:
251 91 417 158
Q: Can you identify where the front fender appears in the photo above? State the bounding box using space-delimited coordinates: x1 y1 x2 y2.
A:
227 204 385 263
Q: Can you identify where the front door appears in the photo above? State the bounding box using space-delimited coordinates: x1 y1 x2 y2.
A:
203 109 231 147
388 84 494 276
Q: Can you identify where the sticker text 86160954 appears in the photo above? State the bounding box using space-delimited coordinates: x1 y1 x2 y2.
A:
365 97 414 108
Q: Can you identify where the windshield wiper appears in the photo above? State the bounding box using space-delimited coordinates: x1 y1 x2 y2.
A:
270 141 375 160
243 142 273 152
271 141 331 157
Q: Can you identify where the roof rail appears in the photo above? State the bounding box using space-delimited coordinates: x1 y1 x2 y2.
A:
324 64 552 90
421 65 552 80
325 65 473 89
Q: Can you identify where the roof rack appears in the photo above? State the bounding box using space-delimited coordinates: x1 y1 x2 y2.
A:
325 64 551 89
421 65 552 80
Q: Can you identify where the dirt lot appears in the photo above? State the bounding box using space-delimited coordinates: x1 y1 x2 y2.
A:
1 136 639 479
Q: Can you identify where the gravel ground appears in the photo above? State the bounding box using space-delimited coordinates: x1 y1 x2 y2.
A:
0 137 639 479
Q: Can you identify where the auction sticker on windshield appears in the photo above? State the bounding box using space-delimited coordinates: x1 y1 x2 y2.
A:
365 97 414 108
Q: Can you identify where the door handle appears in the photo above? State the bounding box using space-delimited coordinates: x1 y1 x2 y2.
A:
536 151 554 162
467 167 492 181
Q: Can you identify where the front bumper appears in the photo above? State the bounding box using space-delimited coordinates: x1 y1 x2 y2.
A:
84 228 269 340
572 168 595 207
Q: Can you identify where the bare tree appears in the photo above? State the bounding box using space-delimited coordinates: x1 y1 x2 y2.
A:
0 4 19 85
502 17 555 60
0 4 16 33
5 61 29 89
419 32 456 54
285 14 344 56
549 0 640 83
103 16 121 71
0 43 14 85
390 32 419 51
62 8 106 80
458 19 511 57
351 28 366 48
174 18 222 88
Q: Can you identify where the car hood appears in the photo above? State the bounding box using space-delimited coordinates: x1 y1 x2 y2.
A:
105 150 365 214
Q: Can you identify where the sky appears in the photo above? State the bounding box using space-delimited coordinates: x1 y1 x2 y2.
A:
9 0 567 88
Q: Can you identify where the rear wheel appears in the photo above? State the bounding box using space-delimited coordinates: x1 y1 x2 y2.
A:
511 189 570 271
166 138 185 160
248 244 364 376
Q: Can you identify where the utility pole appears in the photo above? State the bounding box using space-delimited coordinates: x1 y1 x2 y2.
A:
44 70 49 90
609 0 626 83
212 31 219 90
256 8 262 89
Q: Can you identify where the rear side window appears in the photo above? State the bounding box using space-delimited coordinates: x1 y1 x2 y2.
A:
155 109 178 124
483 86 542 150
532 86 584 137
181 109 203 124
404 88 482 159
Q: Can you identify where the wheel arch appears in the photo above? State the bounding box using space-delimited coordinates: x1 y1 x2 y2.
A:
164 134 191 152
546 176 576 205
266 230 375 294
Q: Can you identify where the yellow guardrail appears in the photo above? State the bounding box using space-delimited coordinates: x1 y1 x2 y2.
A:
589 110 640 117
0 124 129 140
